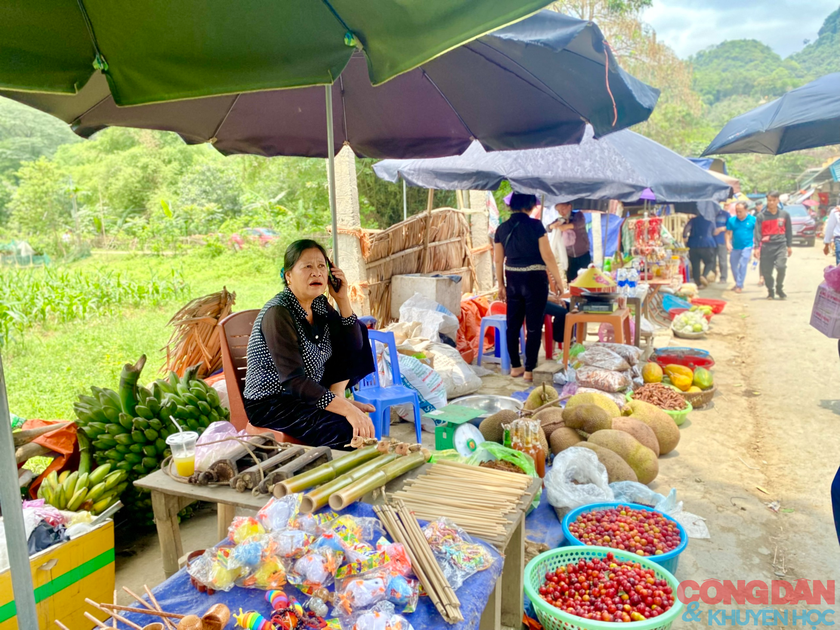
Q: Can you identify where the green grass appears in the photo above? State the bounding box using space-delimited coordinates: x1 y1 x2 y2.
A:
4 245 284 420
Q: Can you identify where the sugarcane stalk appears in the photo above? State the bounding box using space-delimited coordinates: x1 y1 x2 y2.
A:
300 453 397 513
276 445 380 496
329 451 427 510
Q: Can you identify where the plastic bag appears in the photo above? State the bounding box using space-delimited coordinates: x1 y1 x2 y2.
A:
427 342 482 399
195 421 247 471
545 449 613 515
575 366 630 393
187 548 242 592
385 353 447 417
398 293 459 341
340 601 416 630
288 547 344 591
335 570 419 615
211 378 230 411
594 342 643 366
477 443 541 511
228 516 265 544
257 495 302 532
825 265 840 292
422 518 494 591
597 320 635 344
577 347 629 372
28 522 69 554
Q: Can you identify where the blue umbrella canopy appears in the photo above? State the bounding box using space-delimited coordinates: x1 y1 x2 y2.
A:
1 11 658 159
702 73 840 155
374 126 731 203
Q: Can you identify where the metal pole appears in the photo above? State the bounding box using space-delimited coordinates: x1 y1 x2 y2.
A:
0 353 38 629
325 85 339 266
402 180 407 221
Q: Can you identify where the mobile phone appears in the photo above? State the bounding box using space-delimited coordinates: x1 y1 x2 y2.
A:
327 258 342 292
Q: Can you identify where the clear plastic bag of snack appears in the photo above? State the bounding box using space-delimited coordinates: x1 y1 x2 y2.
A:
340 601 415 630
337 539 412 581
256 495 302 532
236 552 286 590
187 548 242 592
594 342 643 365
422 518 494 590
228 516 266 544
577 347 630 371
327 515 384 562
335 568 419 615
294 510 339 535
575 366 631 393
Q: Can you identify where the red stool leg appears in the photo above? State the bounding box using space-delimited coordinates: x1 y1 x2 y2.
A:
544 315 554 360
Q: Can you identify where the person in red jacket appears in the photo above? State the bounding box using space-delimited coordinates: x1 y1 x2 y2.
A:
753 192 793 300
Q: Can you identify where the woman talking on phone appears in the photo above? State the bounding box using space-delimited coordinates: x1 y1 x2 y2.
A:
243 239 375 448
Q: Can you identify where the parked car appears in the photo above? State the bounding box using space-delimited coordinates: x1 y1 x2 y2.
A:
785 204 816 246
229 228 281 249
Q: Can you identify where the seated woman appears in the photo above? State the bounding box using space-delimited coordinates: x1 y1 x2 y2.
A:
243 239 375 448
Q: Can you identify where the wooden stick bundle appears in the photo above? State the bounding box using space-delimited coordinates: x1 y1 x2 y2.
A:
374 503 463 624
99 604 184 620
85 599 143 630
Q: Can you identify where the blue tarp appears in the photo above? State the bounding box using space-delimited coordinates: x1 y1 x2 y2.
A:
118 502 503 630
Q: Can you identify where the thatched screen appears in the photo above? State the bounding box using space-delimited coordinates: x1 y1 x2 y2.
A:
361 208 477 324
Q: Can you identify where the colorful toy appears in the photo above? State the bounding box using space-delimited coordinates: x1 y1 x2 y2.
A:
289 548 342 590
229 517 266 544
235 609 274 630
385 574 417 612
272 530 315 558
337 576 388 613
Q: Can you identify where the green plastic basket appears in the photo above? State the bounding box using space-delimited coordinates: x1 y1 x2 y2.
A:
525 546 684 630
626 391 692 426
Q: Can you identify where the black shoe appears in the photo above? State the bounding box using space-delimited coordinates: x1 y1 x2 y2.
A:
777 290 787 300
767 292 775 300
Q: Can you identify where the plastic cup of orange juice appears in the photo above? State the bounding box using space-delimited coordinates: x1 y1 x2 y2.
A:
166 431 198 477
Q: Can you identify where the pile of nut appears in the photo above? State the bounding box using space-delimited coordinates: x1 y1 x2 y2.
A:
630 384 687 411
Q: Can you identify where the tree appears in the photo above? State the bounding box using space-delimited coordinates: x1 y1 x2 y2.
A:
9 157 72 252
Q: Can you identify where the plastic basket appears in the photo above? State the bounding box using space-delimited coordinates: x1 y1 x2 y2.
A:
652 348 715 371
626 391 692 426
689 298 726 314
525 546 684 630
661 294 691 312
561 502 688 574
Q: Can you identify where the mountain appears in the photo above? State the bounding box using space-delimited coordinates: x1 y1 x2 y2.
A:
790 6 840 78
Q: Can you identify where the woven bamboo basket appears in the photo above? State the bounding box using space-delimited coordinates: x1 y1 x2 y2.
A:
679 385 716 408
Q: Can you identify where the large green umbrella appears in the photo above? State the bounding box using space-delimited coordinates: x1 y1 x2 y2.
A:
3 0 554 105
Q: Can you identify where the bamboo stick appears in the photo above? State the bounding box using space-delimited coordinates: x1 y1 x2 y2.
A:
300 453 397 513
99 605 184 620
423 463 533 483
392 491 516 511
85 612 109 629
403 479 526 496
408 476 529 493
329 451 426 510
394 500 509 521
122 587 175 630
373 506 453 622
434 459 533 481
85 599 143 630
144 585 177 630
275 445 380 496
54 621 70 630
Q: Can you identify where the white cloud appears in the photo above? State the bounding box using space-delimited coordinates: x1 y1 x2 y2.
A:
642 0 838 59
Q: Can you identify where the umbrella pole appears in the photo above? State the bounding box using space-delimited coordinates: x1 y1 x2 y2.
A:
403 180 408 221
325 86 339 266
0 352 38 629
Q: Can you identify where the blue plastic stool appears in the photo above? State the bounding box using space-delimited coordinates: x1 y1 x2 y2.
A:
354 330 423 443
476 314 526 374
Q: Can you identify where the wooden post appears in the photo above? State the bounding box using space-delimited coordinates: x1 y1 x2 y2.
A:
150 491 185 578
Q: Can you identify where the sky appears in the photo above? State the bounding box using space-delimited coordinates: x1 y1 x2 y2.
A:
643 0 839 59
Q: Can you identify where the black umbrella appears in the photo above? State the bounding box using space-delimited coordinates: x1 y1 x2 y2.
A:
702 73 840 155
374 126 731 205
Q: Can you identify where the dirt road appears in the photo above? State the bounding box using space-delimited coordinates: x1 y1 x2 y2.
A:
665 243 839 625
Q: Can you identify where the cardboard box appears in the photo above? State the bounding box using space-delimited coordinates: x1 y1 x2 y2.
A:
0 520 115 629
810 283 840 338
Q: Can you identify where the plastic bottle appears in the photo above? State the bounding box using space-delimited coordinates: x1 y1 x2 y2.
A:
617 268 628 296
627 268 639 298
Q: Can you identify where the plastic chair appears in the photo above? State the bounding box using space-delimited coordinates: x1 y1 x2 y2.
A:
218 310 304 445
354 330 422 443
562 308 633 367
476 315 527 374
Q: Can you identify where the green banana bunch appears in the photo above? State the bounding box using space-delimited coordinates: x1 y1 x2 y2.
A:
71 359 228 521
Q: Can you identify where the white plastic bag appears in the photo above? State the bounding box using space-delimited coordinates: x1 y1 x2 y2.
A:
545 449 614 514
398 293 459 341
194 421 247 471
383 353 447 419
427 342 482 399
212 378 230 410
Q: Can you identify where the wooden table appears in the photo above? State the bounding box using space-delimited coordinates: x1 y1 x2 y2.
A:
135 462 541 630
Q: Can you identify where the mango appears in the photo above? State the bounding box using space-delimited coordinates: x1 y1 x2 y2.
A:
587 430 659 484
642 362 663 384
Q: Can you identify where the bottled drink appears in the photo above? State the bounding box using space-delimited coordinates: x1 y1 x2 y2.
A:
617 268 628 296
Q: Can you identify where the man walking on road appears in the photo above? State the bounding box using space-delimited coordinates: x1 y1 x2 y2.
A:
754 192 792 300
726 202 756 294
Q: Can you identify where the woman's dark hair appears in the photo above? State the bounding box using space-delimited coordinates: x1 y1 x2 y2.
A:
282 239 329 286
509 193 538 213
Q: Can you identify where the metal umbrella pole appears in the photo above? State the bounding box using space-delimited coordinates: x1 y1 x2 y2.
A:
325 85 339 266
0 353 38 629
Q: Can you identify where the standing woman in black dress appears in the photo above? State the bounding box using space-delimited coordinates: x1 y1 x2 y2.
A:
494 194 566 381
243 239 375 448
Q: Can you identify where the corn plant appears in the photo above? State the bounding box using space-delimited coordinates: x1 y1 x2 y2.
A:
0 266 186 347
